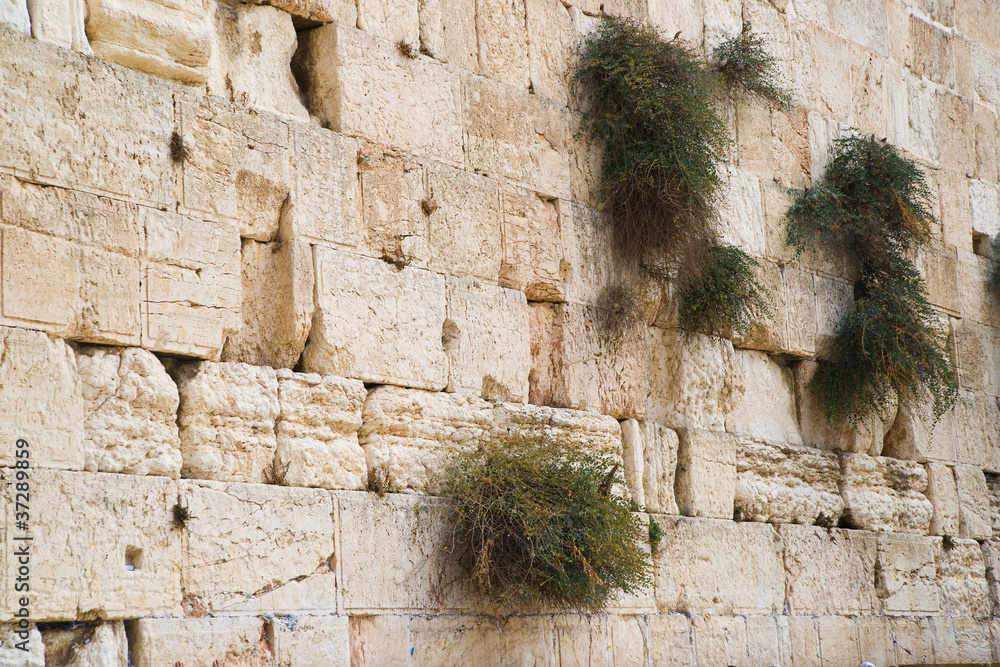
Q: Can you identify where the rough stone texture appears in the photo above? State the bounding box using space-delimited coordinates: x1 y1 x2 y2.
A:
492 402 623 454
499 186 564 302
882 389 958 463
955 463 993 540
936 538 991 618
675 428 736 520
840 453 934 534
180 481 336 615
876 533 940 615
444 276 531 402
970 179 1000 239
0 469 180 621
558 202 617 306
0 624 42 666
621 419 679 515
269 616 350 667
725 350 802 445
76 346 181 478
735 439 844 525
0 0 29 32
303 246 448 391
274 370 367 492
174 361 280 484
417 0 476 70
128 617 271 666
647 329 735 432
0 326 84 470
221 240 314 369
925 461 960 537
780 525 879 615
28 0 89 52
357 0 417 44
40 621 128 667
84 0 212 85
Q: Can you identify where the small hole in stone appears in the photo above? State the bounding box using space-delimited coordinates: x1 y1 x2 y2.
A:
125 546 143 571
973 232 994 259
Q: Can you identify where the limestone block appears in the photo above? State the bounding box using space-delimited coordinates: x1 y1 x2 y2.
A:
970 179 1000 239
410 615 503 665
690 615 748 667
901 69 940 162
221 240 314 369
0 0 28 31
936 538 991 617
445 277 531 402
0 624 42 666
177 97 291 235
297 24 463 165
499 187 564 302
647 329 735 431
493 402 623 453
180 481 336 615
336 492 470 611
849 43 888 137
718 167 765 257
938 91 975 176
356 148 428 265
621 420 678 514
417 0 477 70
916 241 960 316
856 616 893 667
925 462 960 536
988 474 1000 538
559 203 617 306
274 370 367 491
0 326 84 470
875 533 940 614
529 302 648 419
725 350 802 444
702 0 741 50
779 524 879 615
207 2 309 119
882 388 958 463
939 169 973 250
974 104 998 183
647 0 702 45
39 621 128 667
347 614 412 664
357 0 417 44
476 0 528 88
812 30 851 122
955 391 1000 472
840 453 933 534
144 209 241 360
0 469 180 621
462 73 571 198
302 246 448 390
955 464 993 540
525 0 583 105
359 386 494 494
973 42 1000 110
84 0 212 85
646 613 695 667
814 616 862 667
735 439 844 525
174 362 280 484
27 0 89 51
781 266 817 357
496 616 554 666
128 618 271 667
888 616 934 666
931 617 994 666
283 124 360 248
674 429 736 520
652 517 785 614
270 616 350 667
77 346 181 478
426 162 502 282
813 273 854 355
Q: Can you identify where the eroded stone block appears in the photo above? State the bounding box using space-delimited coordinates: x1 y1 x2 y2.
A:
955 391 1000 472
493 402 622 452
39 621 127 667
128 618 270 667
27 0 89 51
840 453 933 534
499 187 564 302
621 419 679 515
955 464 993 540
936 538 991 617
0 0 29 32
876 533 940 615
411 615 503 665
647 329 735 432
426 162 502 282
417 0 476 70
779 524 879 615
356 147 428 266
476 0 528 88
925 462 960 537
0 623 42 666
675 428 736 520
357 0 418 44
270 616 350 667
725 350 802 444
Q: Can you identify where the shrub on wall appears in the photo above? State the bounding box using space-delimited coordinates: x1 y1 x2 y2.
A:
786 134 958 428
440 435 650 611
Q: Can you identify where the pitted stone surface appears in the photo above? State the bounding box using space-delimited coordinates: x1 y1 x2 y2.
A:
840 452 933 534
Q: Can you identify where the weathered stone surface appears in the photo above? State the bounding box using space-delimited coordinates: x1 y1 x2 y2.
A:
970 179 1000 239
955 463 993 540
476 0 528 88
28 0 89 51
221 240 314 369
725 350 802 444
0 469 180 621
499 186 564 302
174 362 280 484
417 0 476 70
40 621 128 667
303 246 448 390
525 0 581 104
0 623 42 666
936 538 991 617
689 615 748 667
270 616 350 667
621 419 678 515
653 517 784 614
128 618 271 667
718 167 766 257
876 533 940 614
297 24 463 165
840 453 933 534
955 391 1000 472
646 613 695 667
0 326 84 470
779 524 879 615
559 202 617 306
274 370 366 492
882 389 958 463
77 346 181 478
675 429 736 520
735 439 844 525
143 209 241 360
0 0 29 32
180 481 336 615
356 147 428 268
955 319 1000 394
445 277 530 402
493 402 622 452
647 329 735 431
410 615 503 665
357 0 417 44
925 461 960 537
426 162 502 282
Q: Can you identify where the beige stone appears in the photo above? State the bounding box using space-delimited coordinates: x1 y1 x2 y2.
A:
297 24 463 165
725 350 802 444
815 615 861 667
27 0 89 52
988 474 1000 538
417 0 477 70
445 276 531 402
0 0 29 32
955 391 1000 472
180 481 336 615
690 614 748 667
347 614 412 665
0 624 42 666
652 517 784 614
647 329 735 431
525 0 581 105
812 30 851 122
499 187 564 302
39 621 127 667
925 462 960 536
77 346 181 478
856 615 893 667
882 388 958 463
745 613 788 667
174 361 280 484
970 178 1000 240
356 147 428 268
143 209 241 360
128 618 271 667
0 326 84 470
717 167 766 257
849 44 888 137
779 524 879 615
888 616 934 666
410 615 503 665
973 42 1000 110
675 428 736 519
736 439 844 525
476 0 529 89
875 532 941 614
247 0 354 23
955 464 993 539
840 453 933 534
275 370 367 491
621 420 678 514
931 617 994 666
270 616 350 667
496 616 554 667
357 0 418 44
646 613 695 667
493 402 622 453
559 202 618 307
302 246 449 390
974 104 998 183
781 266 817 357
426 162 502 282
938 91 975 176
936 538 991 617
0 469 180 621
917 241 960 316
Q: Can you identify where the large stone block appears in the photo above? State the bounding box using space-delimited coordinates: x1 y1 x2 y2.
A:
674 429 736 519
875 533 940 615
476 0 528 88
0 326 84 471
936 538 991 617
882 388 958 463
840 453 933 534
356 147 428 267
410 615 503 666
690 614 749 667
925 462 960 537
779 524 879 615
525 0 582 105
0 0 29 32
174 361 280 484
302 246 448 390
621 419 678 515
39 621 128 667
128 618 271 667
27 0 88 51
417 0 477 70
180 481 336 615
955 391 1000 472
275 370 367 492
735 439 844 525
493 402 622 452
0 470 181 621
969 179 1000 239
917 242 960 316
955 464 993 540
221 240 314 369
297 24 463 165
725 350 802 444
955 319 999 394
269 616 350 667
646 613 695 667
652 517 784 615
0 32 173 206
143 209 241 360
0 623 43 666
559 202 617 306
718 167 766 257
974 104 998 183
499 186 564 302
77 346 181 478
647 329 735 432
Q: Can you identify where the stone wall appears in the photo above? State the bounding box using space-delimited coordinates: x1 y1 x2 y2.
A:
0 0 999 662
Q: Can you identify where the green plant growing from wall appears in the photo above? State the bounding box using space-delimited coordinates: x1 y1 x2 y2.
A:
575 19 787 338
786 134 958 428
440 435 650 611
